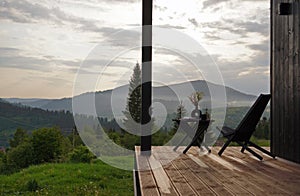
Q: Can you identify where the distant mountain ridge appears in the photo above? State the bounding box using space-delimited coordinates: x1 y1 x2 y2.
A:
0 99 76 147
4 80 257 117
5 98 52 108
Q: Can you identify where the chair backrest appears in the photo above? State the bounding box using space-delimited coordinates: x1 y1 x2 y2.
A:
234 94 271 141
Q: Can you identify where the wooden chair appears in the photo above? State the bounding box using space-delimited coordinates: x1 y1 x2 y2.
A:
173 118 211 154
217 94 275 160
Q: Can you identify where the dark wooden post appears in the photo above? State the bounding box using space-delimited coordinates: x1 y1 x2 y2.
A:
141 0 153 155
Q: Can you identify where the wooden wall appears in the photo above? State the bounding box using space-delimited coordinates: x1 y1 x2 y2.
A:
271 0 300 163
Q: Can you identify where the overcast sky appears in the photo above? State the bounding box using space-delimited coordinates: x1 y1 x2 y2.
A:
0 0 270 98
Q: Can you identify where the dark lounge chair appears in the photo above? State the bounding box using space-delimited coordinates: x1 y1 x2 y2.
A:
217 94 275 160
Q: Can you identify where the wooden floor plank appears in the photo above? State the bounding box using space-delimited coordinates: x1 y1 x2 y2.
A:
187 154 209 168
135 147 160 196
182 156 235 195
226 148 300 184
148 155 179 196
152 148 197 196
258 147 300 174
136 146 300 196
219 147 297 194
173 155 216 195
161 160 198 196
201 153 266 195
187 149 253 195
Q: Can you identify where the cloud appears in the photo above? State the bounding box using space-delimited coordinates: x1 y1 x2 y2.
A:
96 27 141 47
237 67 269 77
0 47 79 72
0 8 32 23
214 57 270 95
246 39 270 66
157 24 185 30
0 47 21 54
154 5 167 12
0 0 146 46
188 18 200 28
202 0 230 9
247 40 269 51
202 18 269 42
1 0 53 22
199 1 270 43
203 0 267 9
229 19 269 36
0 0 105 33
99 0 137 3
213 49 269 86
0 0 271 96
204 33 222 41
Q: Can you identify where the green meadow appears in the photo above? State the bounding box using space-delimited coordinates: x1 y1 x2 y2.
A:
0 160 133 196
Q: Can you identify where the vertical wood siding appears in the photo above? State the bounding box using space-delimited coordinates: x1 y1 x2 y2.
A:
271 0 300 163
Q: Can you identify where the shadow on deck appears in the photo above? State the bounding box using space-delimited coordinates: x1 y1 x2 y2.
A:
134 146 300 195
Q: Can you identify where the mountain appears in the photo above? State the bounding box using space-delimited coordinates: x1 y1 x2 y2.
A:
0 99 127 147
4 98 52 108
0 99 76 147
4 80 257 118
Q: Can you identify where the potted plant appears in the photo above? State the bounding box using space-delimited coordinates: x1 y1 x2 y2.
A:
188 91 204 118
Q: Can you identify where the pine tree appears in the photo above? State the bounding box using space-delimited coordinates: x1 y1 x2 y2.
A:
123 63 142 131
170 101 186 135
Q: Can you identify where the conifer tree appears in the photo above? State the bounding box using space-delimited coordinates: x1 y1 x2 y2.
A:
123 63 142 131
170 101 186 135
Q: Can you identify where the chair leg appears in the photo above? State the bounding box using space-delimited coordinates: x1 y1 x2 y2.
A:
237 141 263 160
203 145 211 153
218 137 232 156
241 141 248 153
174 122 197 152
248 141 276 158
183 127 206 154
246 147 263 160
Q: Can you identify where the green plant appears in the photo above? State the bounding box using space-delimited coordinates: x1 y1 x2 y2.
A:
9 128 29 148
123 62 142 127
26 179 39 192
188 91 204 108
170 101 187 136
0 162 133 195
69 145 95 163
32 127 65 163
7 141 34 169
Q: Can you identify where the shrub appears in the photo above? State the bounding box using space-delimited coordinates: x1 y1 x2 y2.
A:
69 145 95 163
9 128 28 148
32 127 65 163
0 150 5 159
59 136 73 162
6 141 34 169
0 154 18 174
26 179 39 192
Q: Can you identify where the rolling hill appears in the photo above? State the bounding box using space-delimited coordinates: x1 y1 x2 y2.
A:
0 99 75 147
4 80 257 118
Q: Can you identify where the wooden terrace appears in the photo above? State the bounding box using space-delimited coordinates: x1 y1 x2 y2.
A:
134 146 300 195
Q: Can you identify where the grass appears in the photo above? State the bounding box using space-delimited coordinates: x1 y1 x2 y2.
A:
0 160 133 196
216 137 270 147
250 137 270 146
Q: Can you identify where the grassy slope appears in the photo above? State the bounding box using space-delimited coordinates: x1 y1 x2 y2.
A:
0 161 133 196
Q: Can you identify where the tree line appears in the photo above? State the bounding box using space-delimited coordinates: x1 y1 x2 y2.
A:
0 126 95 175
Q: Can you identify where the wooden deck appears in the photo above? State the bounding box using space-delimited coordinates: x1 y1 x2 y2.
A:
134 146 300 196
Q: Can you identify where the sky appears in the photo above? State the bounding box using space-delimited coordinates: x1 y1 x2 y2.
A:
0 0 270 98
